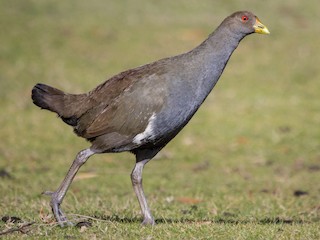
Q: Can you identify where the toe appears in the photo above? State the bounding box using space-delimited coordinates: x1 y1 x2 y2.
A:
142 218 155 225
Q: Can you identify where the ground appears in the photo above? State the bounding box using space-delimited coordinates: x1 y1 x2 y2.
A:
0 0 319 239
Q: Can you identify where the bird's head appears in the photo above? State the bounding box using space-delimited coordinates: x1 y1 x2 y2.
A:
224 11 270 36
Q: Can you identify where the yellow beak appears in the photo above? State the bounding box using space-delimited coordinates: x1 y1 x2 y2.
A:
253 18 270 34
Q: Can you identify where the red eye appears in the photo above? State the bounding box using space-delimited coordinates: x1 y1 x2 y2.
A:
241 15 249 22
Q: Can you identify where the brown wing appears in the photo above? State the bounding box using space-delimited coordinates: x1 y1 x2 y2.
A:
75 69 167 140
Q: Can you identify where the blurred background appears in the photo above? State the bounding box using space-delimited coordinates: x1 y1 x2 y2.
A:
0 0 319 234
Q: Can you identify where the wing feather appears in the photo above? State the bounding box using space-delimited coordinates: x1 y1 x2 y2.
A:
75 70 167 140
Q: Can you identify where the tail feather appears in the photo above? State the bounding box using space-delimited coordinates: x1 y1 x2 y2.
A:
32 83 65 111
31 83 87 126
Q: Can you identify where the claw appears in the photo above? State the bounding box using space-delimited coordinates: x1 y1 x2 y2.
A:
42 191 54 196
53 206 74 227
142 217 155 226
58 220 74 227
48 192 74 227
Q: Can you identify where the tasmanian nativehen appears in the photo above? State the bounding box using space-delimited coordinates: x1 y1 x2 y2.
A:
32 11 269 226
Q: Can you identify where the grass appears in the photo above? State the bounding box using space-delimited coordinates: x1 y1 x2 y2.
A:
0 0 319 239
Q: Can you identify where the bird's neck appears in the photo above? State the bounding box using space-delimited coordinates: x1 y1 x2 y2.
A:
202 26 246 70
190 27 246 100
206 24 246 51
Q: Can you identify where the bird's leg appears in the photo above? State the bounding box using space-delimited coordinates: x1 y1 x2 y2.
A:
131 158 155 225
44 148 95 227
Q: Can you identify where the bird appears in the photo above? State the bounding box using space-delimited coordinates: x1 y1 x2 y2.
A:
31 11 269 227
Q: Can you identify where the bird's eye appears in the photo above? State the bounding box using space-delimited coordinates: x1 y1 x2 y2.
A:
241 15 249 22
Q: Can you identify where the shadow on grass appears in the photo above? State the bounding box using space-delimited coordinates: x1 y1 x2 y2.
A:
91 215 314 225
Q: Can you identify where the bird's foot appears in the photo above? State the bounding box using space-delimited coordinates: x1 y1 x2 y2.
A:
142 217 155 226
43 190 74 227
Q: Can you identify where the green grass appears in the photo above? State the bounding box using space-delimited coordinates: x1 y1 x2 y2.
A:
1 0 319 239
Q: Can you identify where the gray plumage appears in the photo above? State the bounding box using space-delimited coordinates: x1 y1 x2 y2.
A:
31 11 269 226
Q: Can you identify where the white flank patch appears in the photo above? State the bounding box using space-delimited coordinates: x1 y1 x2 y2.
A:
133 112 156 145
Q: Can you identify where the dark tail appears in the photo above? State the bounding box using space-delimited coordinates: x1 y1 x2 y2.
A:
32 83 65 111
31 83 87 126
